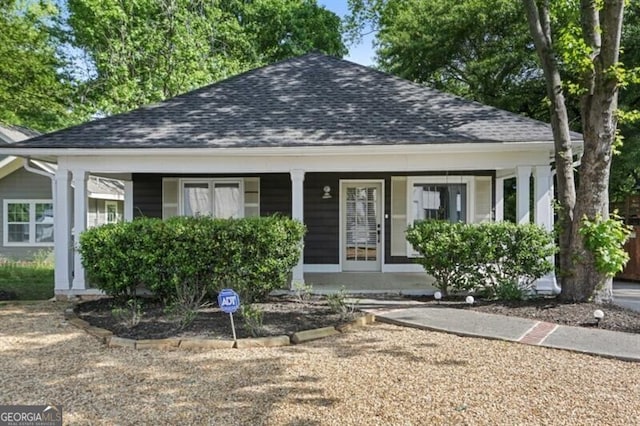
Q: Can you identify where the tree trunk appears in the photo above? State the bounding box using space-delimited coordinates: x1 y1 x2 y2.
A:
523 0 625 302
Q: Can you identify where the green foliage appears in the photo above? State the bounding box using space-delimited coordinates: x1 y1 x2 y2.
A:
111 298 143 328
579 213 631 276
405 221 477 295
292 281 314 306
492 280 527 302
240 304 265 337
64 0 346 115
406 221 555 299
0 259 54 300
79 215 306 305
78 217 169 300
325 286 357 320
347 0 551 121
0 0 84 131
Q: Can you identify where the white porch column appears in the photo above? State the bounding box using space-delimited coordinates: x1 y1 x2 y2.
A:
290 169 305 286
534 165 553 231
124 180 134 221
54 169 72 293
72 169 88 291
495 177 505 222
534 165 560 293
516 166 532 224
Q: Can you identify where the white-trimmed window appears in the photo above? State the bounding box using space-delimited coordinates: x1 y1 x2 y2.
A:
180 179 244 218
406 176 474 257
3 200 54 246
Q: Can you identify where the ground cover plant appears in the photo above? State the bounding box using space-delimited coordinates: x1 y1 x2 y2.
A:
0 253 54 300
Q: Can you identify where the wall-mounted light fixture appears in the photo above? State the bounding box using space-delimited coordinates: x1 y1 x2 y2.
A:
322 185 332 199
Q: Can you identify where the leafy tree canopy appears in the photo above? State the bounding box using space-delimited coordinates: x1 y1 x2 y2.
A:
65 0 346 115
0 0 82 131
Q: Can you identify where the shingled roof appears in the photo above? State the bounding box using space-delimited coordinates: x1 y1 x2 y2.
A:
12 53 574 149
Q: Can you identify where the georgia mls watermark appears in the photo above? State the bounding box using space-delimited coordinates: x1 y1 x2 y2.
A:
0 405 62 426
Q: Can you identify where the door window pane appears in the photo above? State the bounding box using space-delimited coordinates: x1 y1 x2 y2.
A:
345 186 378 261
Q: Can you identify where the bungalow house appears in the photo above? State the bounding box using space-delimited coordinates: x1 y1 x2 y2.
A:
0 123 124 261
0 53 582 296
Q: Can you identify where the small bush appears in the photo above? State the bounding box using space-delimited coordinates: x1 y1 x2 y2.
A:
325 286 357 320
111 298 143 328
240 304 265 337
406 221 555 299
292 282 314 306
579 213 631 276
79 215 306 305
405 221 477 296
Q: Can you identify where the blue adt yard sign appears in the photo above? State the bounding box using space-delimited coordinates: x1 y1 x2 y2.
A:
218 289 240 314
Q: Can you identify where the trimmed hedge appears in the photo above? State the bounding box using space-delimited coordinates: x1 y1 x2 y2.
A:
406 221 555 299
79 215 306 303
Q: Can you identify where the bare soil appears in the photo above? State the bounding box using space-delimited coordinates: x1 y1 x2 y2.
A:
76 296 360 340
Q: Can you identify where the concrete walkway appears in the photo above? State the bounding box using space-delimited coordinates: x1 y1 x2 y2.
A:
358 302 640 363
613 280 640 313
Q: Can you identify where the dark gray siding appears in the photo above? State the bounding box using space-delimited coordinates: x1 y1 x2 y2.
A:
132 171 495 267
132 174 163 218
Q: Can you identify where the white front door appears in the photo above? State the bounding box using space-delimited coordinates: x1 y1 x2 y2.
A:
342 181 383 272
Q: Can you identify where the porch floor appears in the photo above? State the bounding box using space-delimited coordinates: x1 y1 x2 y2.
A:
302 272 436 295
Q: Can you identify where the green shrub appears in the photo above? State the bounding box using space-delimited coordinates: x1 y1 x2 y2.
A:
579 213 631 276
406 221 555 299
78 218 168 300
240 304 265 337
405 221 477 296
476 222 555 298
325 286 357 320
111 298 143 328
79 215 306 305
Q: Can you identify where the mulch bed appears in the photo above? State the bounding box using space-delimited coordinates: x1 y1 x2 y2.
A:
76 296 360 340
412 296 640 334
76 293 640 341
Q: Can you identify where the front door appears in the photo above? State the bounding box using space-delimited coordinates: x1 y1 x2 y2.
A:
342 181 383 272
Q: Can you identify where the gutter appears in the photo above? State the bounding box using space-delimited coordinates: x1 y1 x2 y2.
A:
23 158 55 202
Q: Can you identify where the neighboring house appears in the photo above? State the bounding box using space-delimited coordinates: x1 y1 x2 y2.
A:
0 123 124 261
0 53 582 295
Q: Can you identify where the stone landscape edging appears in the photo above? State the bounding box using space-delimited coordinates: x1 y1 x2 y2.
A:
64 308 376 350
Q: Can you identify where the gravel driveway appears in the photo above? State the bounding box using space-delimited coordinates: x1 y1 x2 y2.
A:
1 301 639 425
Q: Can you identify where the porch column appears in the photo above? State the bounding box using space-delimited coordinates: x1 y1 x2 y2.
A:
290 169 305 286
534 165 553 231
534 165 560 293
54 169 72 293
124 180 134 221
72 169 88 291
495 177 505 222
516 166 532 224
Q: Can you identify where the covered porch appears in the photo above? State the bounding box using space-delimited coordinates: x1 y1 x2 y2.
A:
49 152 557 296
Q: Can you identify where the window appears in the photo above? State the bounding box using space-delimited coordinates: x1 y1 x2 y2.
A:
4 200 54 246
406 177 473 257
105 201 119 224
180 179 243 218
411 183 467 223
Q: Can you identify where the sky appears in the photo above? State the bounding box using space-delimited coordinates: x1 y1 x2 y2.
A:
317 0 376 66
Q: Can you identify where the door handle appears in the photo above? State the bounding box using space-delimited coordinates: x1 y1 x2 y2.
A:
377 223 381 243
